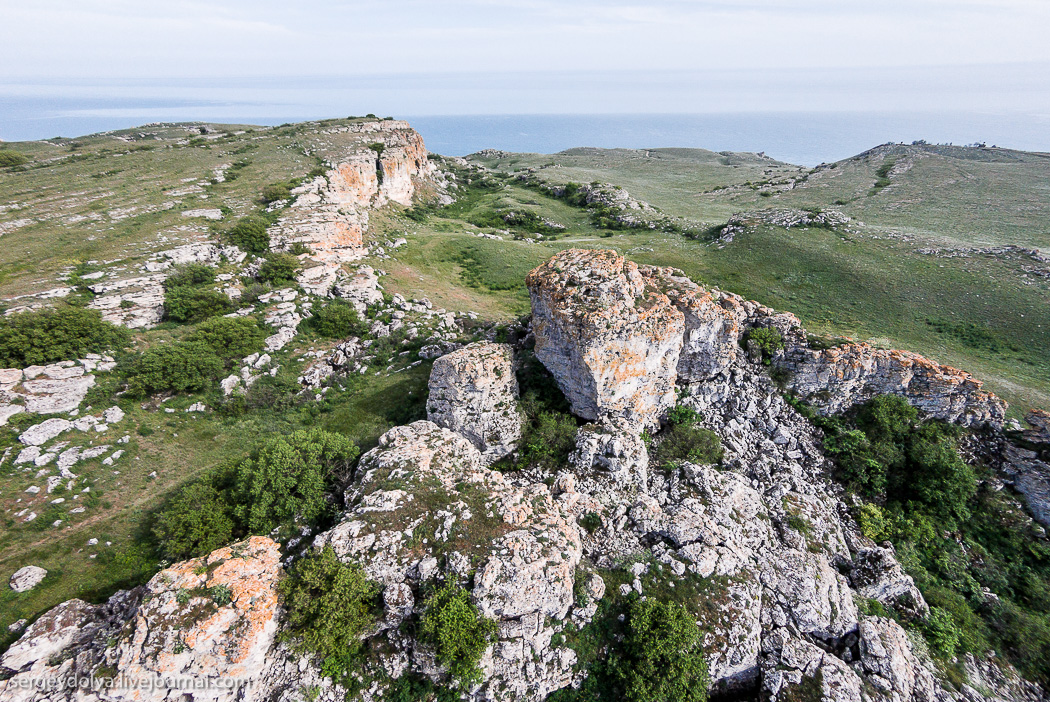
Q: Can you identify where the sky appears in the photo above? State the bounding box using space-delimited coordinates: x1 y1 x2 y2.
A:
1 1 1049 146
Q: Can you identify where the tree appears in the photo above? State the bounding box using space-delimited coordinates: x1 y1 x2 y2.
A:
163 287 234 323
420 582 499 686
233 428 359 535
188 316 267 361
226 215 270 254
257 253 301 286
153 479 235 560
0 307 129 367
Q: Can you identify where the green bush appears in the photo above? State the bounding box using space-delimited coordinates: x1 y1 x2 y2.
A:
856 503 888 542
125 341 225 397
164 287 234 323
824 429 886 495
306 301 368 339
653 423 723 470
611 598 708 702
905 423 975 525
258 253 301 286
153 479 235 560
924 607 962 659
233 428 359 535
226 216 271 254
163 263 216 290
420 582 499 686
0 307 130 367
667 405 702 427
188 316 266 361
261 182 293 204
280 546 380 681
0 151 30 167
744 327 784 357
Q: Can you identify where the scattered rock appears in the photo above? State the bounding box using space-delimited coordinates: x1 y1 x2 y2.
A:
9 565 47 592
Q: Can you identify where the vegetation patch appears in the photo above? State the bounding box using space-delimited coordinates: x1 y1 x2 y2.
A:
419 581 499 687
0 307 129 367
652 405 723 471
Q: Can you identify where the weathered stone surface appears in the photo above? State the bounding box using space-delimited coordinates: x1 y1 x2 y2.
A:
315 421 583 700
779 343 1006 428
850 546 929 619
0 599 99 672
333 265 383 314
761 632 864 702
9 565 47 592
1001 443 1050 528
426 342 522 463
526 249 684 430
857 617 941 702
18 417 72 445
570 420 649 488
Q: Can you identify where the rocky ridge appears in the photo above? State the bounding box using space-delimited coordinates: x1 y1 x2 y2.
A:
2 249 1044 702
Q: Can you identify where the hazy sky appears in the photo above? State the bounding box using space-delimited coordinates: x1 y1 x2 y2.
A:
2 1 1049 120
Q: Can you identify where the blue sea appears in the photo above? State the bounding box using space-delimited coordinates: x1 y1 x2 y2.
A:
2 91 1049 166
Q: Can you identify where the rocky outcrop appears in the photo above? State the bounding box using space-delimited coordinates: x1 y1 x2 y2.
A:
315 421 583 699
526 249 685 430
0 537 280 702
269 121 436 296
849 545 929 619
426 342 523 463
778 343 1006 428
570 420 649 488
0 356 115 422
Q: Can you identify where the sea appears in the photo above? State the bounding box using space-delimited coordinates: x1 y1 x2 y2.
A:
2 93 1049 166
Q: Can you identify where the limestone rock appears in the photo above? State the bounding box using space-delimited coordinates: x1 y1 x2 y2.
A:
761 632 864 702
19 418 72 446
0 598 100 672
9 565 47 592
779 343 1006 428
426 341 522 463
526 249 684 430
570 420 649 488
850 546 929 619
857 617 942 702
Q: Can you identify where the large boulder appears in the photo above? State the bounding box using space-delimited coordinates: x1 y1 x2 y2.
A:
8 565 47 593
526 249 685 430
849 546 929 619
426 341 523 464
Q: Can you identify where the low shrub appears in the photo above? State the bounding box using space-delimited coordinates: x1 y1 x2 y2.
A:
924 607 962 659
743 327 784 359
163 287 234 323
261 182 293 204
653 406 723 470
125 341 225 397
0 307 130 367
306 301 368 339
612 598 709 702
257 253 301 286
517 411 578 471
280 546 380 682
162 264 216 290
187 316 267 361
0 151 30 167
420 582 499 686
233 428 360 535
226 215 270 254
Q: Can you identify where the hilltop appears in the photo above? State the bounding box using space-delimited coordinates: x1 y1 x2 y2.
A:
0 119 1049 701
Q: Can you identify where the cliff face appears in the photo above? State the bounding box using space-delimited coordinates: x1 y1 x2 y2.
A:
270 121 436 295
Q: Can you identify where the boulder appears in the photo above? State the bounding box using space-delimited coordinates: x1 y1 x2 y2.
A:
850 546 929 619
0 598 99 671
9 565 47 592
18 418 72 446
570 420 649 488
857 617 941 702
426 342 523 464
526 249 684 430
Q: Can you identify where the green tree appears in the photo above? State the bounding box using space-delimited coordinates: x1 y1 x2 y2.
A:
233 428 359 535
420 582 499 686
0 307 129 367
306 301 368 339
280 546 380 681
163 263 216 290
905 422 976 525
125 341 224 396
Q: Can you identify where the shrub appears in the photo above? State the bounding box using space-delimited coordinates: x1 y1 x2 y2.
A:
824 428 886 495
653 424 723 469
744 327 784 357
233 428 359 535
306 301 368 339
164 287 234 324
125 341 225 397
905 423 975 525
261 182 293 204
188 316 266 361
0 307 130 367
925 607 962 659
162 263 216 290
517 411 578 471
226 216 271 254
667 405 702 427
0 151 30 167
420 582 499 686
612 598 708 702
856 503 888 542
153 479 235 560
257 253 301 286
280 546 380 681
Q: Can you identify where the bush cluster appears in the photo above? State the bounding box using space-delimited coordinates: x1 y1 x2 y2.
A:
420 582 499 686
153 428 360 559
186 316 267 361
0 307 129 367
743 326 784 361
0 151 30 167
225 216 270 254
163 264 233 324
613 598 709 702
305 301 368 339
280 546 380 682
257 253 301 286
125 341 225 398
